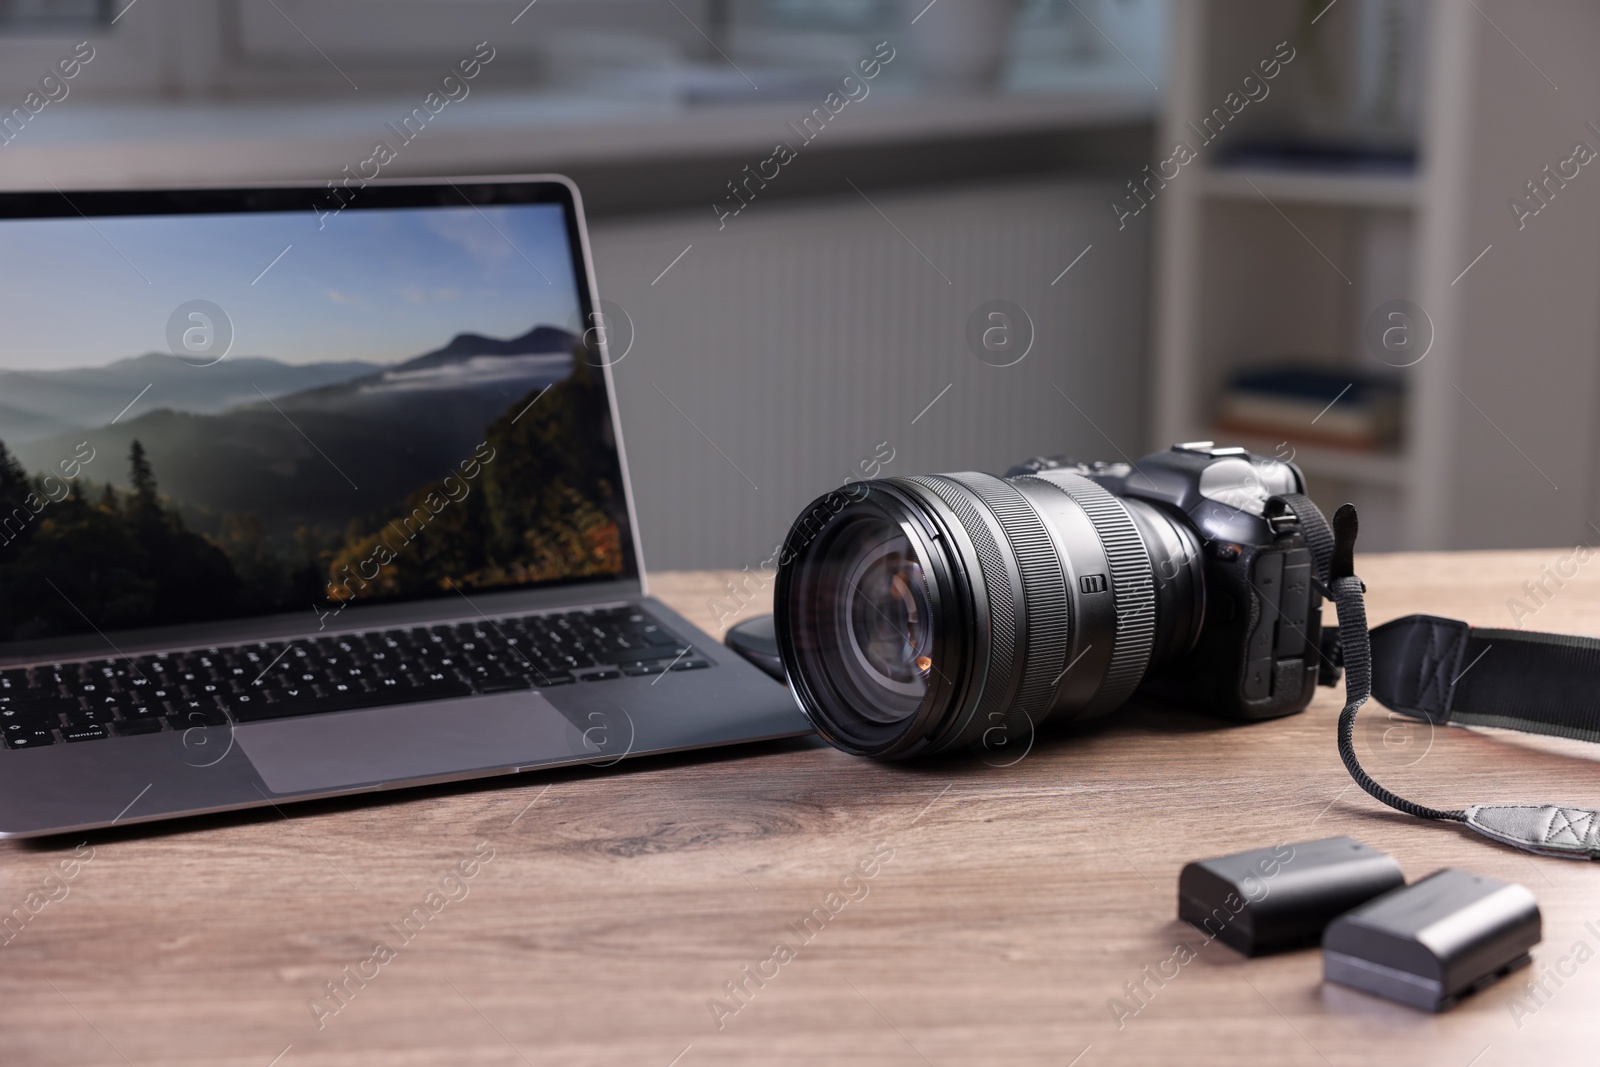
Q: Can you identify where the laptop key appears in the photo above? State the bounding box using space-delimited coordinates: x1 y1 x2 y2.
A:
621 663 665 676
533 673 576 687
2 712 56 738
476 677 535 695
112 718 165 736
62 724 108 743
2 727 55 749
63 706 119 729
412 675 473 698
640 625 679 647
114 703 167 728
168 710 229 731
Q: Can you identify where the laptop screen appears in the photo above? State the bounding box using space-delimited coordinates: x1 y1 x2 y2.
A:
0 181 637 650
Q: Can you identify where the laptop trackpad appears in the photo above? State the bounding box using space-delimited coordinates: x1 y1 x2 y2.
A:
235 692 585 795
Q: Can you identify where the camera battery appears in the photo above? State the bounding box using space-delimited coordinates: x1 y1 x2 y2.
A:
1323 868 1541 1012
1178 837 1404 956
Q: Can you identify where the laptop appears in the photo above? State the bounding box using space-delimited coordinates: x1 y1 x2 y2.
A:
0 176 808 837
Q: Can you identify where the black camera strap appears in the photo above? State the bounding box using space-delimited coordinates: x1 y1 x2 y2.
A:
1286 500 1600 860
1368 617 1600 745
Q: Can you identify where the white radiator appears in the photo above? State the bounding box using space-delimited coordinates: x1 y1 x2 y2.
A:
589 177 1151 571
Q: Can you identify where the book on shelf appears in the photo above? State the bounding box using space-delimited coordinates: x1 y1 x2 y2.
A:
1214 363 1402 452
1214 140 1417 175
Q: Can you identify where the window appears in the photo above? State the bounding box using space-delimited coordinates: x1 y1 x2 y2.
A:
0 0 1164 103
0 0 178 102
0 0 108 33
0 0 724 101
226 0 718 93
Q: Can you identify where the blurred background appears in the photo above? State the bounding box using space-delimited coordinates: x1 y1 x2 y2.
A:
0 0 1595 567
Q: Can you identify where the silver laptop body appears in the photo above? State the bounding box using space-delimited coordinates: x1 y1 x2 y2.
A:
0 176 806 837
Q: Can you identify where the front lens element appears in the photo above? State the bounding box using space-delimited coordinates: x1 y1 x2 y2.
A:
844 537 933 720
784 508 940 737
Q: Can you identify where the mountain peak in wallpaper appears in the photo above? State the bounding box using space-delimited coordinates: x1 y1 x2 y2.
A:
408 324 577 367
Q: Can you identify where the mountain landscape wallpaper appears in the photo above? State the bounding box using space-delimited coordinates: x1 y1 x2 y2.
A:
0 203 630 643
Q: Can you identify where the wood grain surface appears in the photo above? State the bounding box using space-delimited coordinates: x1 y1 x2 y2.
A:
4 552 1600 1067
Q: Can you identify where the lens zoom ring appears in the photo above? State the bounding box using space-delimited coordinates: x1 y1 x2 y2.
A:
945 473 1069 730
903 476 1016 739
1026 474 1156 709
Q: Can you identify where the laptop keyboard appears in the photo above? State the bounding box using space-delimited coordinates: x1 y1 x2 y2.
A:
0 605 707 750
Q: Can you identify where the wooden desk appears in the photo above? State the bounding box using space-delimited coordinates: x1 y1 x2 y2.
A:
3 552 1598 1067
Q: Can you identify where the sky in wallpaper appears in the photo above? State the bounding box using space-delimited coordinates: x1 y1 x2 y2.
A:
0 202 580 370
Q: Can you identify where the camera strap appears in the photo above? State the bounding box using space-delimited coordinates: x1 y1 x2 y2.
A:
1282 498 1600 860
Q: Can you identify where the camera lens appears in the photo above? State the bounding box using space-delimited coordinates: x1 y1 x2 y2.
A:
774 471 1204 758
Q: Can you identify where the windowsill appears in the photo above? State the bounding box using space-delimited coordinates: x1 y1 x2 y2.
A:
0 64 1158 191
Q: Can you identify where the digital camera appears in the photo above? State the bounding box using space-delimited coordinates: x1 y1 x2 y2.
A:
772 443 1339 758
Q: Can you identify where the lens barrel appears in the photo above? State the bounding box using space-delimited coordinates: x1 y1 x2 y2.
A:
774 470 1204 758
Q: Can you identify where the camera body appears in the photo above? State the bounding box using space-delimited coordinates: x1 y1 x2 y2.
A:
1010 442 1328 721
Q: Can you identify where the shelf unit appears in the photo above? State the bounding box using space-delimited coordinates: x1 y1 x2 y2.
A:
1197 168 1419 209
1152 0 1600 551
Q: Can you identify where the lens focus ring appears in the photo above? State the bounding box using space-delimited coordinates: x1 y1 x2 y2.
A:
905 473 1069 750
946 474 1069 735
903 475 1018 748
1024 472 1156 714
